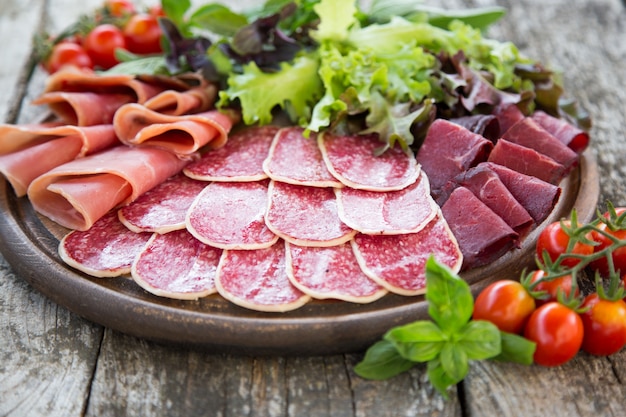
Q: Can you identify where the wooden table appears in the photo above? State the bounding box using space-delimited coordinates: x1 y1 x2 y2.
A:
1 0 625 415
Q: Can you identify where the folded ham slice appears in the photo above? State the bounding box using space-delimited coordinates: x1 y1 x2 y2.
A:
531 110 589 154
113 103 236 156
32 92 134 126
28 145 189 231
143 85 217 116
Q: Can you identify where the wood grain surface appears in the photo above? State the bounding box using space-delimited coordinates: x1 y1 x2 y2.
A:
1 0 625 416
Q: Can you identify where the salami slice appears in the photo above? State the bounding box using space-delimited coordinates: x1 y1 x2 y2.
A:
118 174 206 233
263 127 342 187
186 180 278 249
265 180 356 247
351 213 463 296
184 126 279 181
215 242 311 312
319 132 419 191
285 242 387 303
131 229 220 300
335 171 438 235
59 211 152 277
32 92 134 126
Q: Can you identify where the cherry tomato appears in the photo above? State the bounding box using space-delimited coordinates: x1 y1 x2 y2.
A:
529 270 579 306
83 24 127 69
44 42 94 73
473 280 536 334
123 13 163 55
590 208 626 277
580 293 626 356
148 4 166 17
104 0 136 16
524 302 583 366
536 220 594 268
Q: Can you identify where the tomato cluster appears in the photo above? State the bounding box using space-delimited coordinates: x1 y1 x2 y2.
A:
41 0 164 73
473 206 626 367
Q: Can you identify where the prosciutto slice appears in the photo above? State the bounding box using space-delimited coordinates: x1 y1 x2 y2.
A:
113 103 235 156
265 180 356 247
184 126 278 181
215 242 311 312
118 174 206 233
319 132 419 191
531 110 589 153
352 213 463 296
335 171 438 235
285 241 387 303
28 145 189 231
59 211 151 277
488 139 566 184
32 92 134 126
143 85 217 116
263 127 342 187
186 180 278 249
131 229 220 300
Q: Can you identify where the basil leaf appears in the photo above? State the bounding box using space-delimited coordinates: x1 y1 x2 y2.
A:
426 358 461 400
456 320 501 360
162 0 192 28
493 332 536 365
189 5 249 37
384 320 446 362
424 256 473 334
439 342 469 382
103 56 168 76
353 340 415 380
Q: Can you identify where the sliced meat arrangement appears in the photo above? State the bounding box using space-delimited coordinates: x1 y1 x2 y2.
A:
143 85 217 116
488 138 566 184
32 92 134 126
531 110 589 153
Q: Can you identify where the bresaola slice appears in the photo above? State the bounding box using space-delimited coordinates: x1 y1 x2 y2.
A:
488 139 566 184
216 241 311 312
531 110 589 153
132 229 220 300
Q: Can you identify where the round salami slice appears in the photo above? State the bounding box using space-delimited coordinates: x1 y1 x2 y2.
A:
285 241 387 303
184 126 279 182
215 241 311 312
318 132 419 191
131 229 221 300
263 126 342 187
335 171 437 235
118 174 206 234
59 211 152 278
265 180 356 247
351 212 463 296
186 180 278 249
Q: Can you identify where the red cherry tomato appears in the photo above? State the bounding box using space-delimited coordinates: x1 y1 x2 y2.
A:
524 302 583 366
148 4 166 17
536 220 594 268
83 24 127 69
529 270 579 306
580 293 626 356
123 13 163 55
590 208 626 277
104 0 136 16
44 42 94 73
473 280 536 334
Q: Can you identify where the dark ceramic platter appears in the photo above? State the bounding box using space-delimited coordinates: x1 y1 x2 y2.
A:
0 151 599 355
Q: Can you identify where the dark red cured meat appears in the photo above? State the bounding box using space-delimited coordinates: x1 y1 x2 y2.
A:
449 114 500 142
184 125 279 181
285 242 387 303
438 164 534 239
502 118 578 172
351 213 463 296
484 162 561 224
131 229 220 300
59 211 152 277
118 174 206 233
186 180 278 249
265 180 356 246
416 119 493 194
441 186 518 270
319 132 419 191
487 139 566 185
493 102 525 135
216 241 310 312
531 110 589 154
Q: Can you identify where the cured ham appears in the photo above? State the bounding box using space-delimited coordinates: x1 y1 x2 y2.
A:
113 103 235 156
319 132 419 191
131 229 221 300
28 145 189 231
184 126 278 181
118 174 206 233
186 180 278 249
488 139 566 184
59 211 152 277
351 213 463 296
265 180 356 247
335 172 438 235
285 242 387 303
32 92 134 126
143 85 217 116
531 110 589 153
215 241 311 312
263 127 342 187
